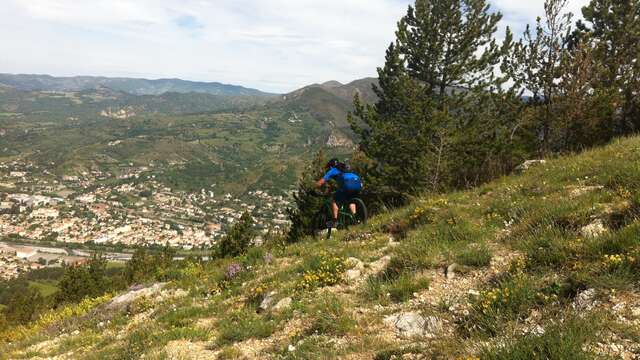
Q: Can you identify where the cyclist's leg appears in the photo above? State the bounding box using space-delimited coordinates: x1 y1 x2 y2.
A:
332 191 345 226
347 190 360 214
331 200 339 223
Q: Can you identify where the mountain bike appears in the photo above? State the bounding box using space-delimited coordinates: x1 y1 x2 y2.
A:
312 194 367 239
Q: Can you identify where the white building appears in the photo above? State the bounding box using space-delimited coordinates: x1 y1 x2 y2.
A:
15 247 37 259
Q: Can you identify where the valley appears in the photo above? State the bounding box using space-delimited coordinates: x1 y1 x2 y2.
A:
0 74 376 268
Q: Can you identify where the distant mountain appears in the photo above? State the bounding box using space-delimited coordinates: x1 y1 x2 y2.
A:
280 77 378 130
0 73 275 97
287 77 378 104
0 84 274 117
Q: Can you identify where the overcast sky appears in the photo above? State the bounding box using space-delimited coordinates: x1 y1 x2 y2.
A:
0 0 590 93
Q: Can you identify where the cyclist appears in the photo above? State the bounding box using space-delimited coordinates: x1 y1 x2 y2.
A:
315 158 363 228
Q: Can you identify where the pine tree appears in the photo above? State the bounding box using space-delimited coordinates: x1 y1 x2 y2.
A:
504 0 574 153
350 0 514 198
218 211 255 257
396 0 507 98
286 150 327 242
577 0 640 135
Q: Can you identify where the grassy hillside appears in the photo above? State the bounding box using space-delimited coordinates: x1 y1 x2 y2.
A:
2 136 640 359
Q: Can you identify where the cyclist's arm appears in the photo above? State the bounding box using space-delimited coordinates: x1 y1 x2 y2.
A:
317 168 339 188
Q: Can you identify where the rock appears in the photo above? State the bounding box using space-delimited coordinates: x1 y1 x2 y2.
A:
580 220 607 238
516 159 546 172
369 256 392 274
383 311 443 338
273 297 292 311
568 185 604 198
572 288 597 312
530 325 545 335
346 257 365 271
468 289 480 296
288 344 296 352
612 302 626 313
164 340 214 359
259 291 277 312
106 283 167 310
326 131 355 148
446 263 458 279
345 269 362 282
173 289 189 298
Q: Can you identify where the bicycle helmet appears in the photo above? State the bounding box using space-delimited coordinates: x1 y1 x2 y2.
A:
325 158 340 170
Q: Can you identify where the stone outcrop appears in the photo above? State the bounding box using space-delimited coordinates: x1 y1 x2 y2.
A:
383 311 443 338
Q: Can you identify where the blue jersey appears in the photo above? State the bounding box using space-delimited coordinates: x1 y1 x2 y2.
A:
323 167 362 191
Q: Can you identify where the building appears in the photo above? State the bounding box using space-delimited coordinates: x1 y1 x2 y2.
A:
15 247 37 259
30 208 60 219
0 245 17 256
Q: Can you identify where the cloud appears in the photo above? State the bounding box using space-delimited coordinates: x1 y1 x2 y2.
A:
0 0 591 93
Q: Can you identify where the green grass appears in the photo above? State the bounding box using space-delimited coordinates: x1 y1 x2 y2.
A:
480 316 599 360
455 243 492 267
28 280 58 297
364 273 430 303
215 310 278 346
305 294 356 336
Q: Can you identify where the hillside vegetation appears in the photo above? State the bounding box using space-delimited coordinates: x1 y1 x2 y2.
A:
2 136 639 359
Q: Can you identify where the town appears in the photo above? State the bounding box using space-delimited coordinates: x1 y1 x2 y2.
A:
0 160 293 279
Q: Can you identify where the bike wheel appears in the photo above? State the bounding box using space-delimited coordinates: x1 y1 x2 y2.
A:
351 198 368 225
339 198 368 230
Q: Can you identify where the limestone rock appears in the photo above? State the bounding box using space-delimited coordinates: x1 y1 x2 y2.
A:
370 256 391 274
572 288 597 312
383 311 443 338
273 297 292 312
516 159 546 172
106 283 167 310
568 185 604 198
346 257 365 271
345 269 362 282
580 220 607 238
446 263 458 280
259 291 277 312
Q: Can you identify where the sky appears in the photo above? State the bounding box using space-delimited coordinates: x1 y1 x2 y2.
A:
0 0 590 93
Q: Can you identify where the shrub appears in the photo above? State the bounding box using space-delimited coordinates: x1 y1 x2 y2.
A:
224 263 244 281
56 254 113 304
298 251 347 290
460 274 537 336
218 212 256 257
1 280 46 326
124 246 175 285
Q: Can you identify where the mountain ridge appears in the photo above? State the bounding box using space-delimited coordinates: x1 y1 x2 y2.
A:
0 73 276 97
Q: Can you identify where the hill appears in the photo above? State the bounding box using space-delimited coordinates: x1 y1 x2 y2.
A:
2 136 639 359
0 77 376 195
0 73 275 97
